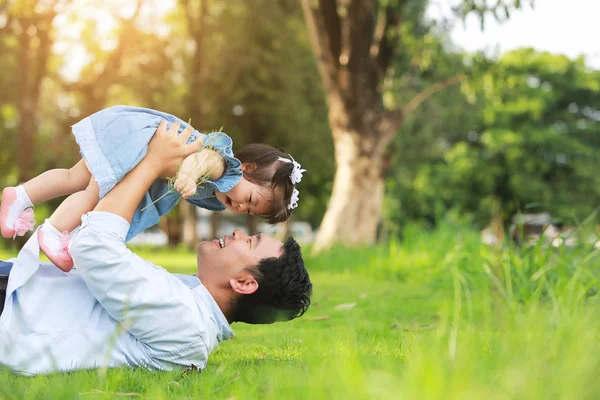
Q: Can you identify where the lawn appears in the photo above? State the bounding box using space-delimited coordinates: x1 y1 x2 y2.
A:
1 221 599 399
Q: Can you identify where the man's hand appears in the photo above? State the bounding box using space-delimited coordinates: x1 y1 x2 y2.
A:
146 121 204 179
94 121 203 223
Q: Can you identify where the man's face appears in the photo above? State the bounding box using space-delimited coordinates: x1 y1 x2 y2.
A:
197 229 283 285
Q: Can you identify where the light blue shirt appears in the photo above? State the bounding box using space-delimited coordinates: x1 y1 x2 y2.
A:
0 212 234 375
72 105 243 241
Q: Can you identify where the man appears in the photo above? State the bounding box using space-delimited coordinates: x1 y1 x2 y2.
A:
0 122 312 375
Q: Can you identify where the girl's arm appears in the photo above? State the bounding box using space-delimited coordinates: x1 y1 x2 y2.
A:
174 148 226 199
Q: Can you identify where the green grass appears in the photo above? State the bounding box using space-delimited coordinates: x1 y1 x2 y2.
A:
1 220 599 399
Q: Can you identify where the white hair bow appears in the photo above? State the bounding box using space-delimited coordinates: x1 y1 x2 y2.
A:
278 155 306 210
289 188 300 210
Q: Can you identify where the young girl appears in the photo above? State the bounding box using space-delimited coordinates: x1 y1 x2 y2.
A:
0 105 306 271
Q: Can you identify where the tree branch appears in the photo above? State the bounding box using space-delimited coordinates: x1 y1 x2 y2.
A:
30 0 64 101
402 74 465 116
318 0 341 62
379 75 466 136
344 0 377 65
94 0 144 85
62 0 145 118
370 6 387 57
373 1 407 78
31 17 53 103
131 0 144 21
340 0 377 99
184 0 207 129
342 0 375 74
379 108 404 137
179 0 196 37
300 0 341 96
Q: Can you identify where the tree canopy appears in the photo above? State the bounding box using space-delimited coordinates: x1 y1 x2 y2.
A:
0 0 597 247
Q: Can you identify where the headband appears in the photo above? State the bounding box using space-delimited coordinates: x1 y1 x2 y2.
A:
277 155 306 210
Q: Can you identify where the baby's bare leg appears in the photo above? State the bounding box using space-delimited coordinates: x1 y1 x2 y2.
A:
24 159 91 204
48 177 100 233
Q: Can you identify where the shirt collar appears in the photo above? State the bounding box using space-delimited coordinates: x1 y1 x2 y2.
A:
173 274 235 342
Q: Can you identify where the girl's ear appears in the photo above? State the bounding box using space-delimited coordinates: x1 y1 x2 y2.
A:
241 162 257 173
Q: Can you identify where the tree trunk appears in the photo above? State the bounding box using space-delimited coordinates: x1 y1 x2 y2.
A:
246 214 259 235
312 126 387 252
175 0 208 246
16 12 54 182
301 0 468 252
210 212 220 239
180 201 198 249
159 209 183 248
165 215 183 247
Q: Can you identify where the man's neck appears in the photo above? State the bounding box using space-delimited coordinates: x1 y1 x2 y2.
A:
196 275 234 323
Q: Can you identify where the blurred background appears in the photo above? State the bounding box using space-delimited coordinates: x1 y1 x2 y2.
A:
0 0 598 252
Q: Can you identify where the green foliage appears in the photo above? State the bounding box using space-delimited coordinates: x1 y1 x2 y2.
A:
386 48 600 229
453 0 535 28
0 0 332 229
0 0 596 236
194 0 334 227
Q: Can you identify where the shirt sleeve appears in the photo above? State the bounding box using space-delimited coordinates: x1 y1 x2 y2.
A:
186 132 242 209
69 212 208 360
185 196 226 211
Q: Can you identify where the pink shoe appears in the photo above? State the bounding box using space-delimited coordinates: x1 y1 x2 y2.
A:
1 187 35 239
39 225 74 272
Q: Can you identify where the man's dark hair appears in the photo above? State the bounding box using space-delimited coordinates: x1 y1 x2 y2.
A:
231 237 312 324
235 144 297 224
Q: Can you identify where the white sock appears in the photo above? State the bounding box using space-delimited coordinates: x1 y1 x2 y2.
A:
4 185 34 228
39 220 72 260
40 219 61 237
17 185 33 208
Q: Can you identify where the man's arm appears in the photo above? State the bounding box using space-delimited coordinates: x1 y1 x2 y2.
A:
70 214 207 359
69 122 208 360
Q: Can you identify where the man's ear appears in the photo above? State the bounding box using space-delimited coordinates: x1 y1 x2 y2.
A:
229 273 258 295
240 162 257 173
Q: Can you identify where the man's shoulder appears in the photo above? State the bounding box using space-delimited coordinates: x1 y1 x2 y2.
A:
171 273 201 289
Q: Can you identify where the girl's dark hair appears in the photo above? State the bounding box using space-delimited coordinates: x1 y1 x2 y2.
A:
235 144 297 224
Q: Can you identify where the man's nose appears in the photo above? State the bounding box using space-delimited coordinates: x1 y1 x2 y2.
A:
232 229 248 239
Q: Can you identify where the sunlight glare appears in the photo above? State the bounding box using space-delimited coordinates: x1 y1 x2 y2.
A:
52 0 175 81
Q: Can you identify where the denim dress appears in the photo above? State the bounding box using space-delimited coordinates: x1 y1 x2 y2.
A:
71 105 242 241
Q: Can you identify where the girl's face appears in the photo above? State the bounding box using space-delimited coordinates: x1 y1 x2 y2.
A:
215 176 273 216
